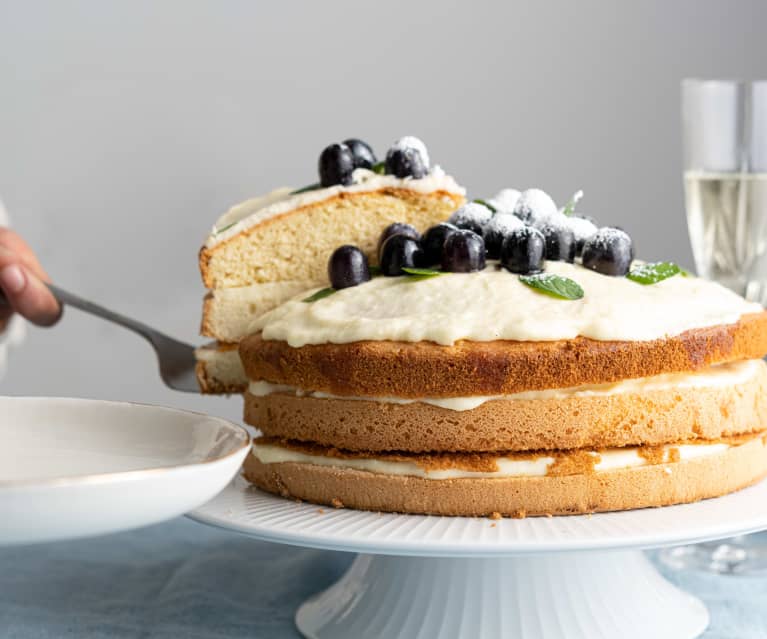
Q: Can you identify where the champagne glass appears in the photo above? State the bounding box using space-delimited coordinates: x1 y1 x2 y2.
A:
659 79 767 574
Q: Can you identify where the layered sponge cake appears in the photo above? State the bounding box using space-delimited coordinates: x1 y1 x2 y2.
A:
238 188 767 517
195 137 465 393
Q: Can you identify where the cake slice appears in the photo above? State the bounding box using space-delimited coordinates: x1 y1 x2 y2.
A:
196 137 466 393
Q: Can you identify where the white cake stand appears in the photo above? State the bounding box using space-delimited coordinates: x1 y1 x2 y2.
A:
190 477 767 639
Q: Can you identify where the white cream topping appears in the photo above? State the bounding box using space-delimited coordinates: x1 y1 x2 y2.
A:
251 439 737 480
252 261 762 347
194 343 239 362
247 359 765 411
205 167 465 248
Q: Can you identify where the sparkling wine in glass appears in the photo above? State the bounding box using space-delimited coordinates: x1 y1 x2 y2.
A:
660 79 767 575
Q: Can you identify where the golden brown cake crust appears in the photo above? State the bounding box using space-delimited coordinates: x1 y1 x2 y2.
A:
239 312 767 397
242 434 767 517
243 363 767 451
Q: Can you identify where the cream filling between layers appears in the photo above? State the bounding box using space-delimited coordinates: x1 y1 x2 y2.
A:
251 439 737 480
248 359 765 412
205 167 465 248
253 261 762 346
194 343 239 363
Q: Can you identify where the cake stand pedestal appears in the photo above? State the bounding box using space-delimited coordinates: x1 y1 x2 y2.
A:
295 551 705 639
191 477 767 639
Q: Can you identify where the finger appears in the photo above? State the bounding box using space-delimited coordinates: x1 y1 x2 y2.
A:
0 228 50 282
0 263 61 326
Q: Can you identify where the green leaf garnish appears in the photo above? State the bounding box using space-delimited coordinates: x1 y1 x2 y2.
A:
369 265 382 276
473 198 497 213
291 182 323 195
214 222 237 235
372 161 386 175
626 262 682 285
302 287 336 303
401 267 443 279
561 189 584 216
519 273 584 300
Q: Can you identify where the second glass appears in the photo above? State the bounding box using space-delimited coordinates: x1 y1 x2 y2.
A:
660 79 767 575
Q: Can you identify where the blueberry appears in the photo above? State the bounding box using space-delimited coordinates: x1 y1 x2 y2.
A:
581 227 634 276
448 202 494 235
513 189 558 225
377 223 421 260
385 136 430 179
488 188 521 214
343 138 377 169
421 222 459 266
441 229 486 273
379 234 425 276
318 143 355 187
482 213 524 259
564 215 598 256
538 221 576 263
500 226 545 274
328 245 371 289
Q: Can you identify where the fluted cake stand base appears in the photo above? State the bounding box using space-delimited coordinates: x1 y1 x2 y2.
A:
296 552 706 639
191 477 767 639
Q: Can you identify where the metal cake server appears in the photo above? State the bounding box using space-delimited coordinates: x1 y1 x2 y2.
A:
0 284 199 392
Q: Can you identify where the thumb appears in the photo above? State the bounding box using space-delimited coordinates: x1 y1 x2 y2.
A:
0 263 61 327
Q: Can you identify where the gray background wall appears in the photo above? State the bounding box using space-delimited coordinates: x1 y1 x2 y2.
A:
0 0 765 422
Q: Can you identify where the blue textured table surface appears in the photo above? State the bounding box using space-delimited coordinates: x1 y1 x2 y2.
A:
1 518 765 639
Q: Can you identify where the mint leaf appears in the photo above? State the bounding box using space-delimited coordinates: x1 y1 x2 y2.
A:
473 198 497 213
627 262 681 285
291 182 322 195
302 288 336 303
214 222 237 235
369 265 382 277
372 161 386 175
561 189 584 216
402 267 443 277
519 273 584 300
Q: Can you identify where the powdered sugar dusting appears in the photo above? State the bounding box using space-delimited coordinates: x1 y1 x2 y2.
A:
534 211 569 231
566 216 598 243
513 188 558 224
488 188 521 213
586 227 631 252
449 202 493 229
390 136 430 169
483 213 524 236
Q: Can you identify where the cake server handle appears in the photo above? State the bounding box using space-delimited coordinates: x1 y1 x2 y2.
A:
0 283 200 393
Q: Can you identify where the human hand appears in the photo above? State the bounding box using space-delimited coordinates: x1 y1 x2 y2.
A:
0 228 61 329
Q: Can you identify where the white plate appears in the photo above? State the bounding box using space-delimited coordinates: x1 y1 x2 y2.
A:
191 475 767 557
0 397 249 545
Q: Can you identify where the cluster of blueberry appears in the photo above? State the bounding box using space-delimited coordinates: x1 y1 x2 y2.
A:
447 189 634 277
318 136 430 187
326 188 635 291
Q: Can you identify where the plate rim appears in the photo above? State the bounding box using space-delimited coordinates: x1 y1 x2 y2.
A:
0 395 251 490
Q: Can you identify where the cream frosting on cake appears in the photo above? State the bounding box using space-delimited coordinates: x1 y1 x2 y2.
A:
251 438 737 480
252 261 762 347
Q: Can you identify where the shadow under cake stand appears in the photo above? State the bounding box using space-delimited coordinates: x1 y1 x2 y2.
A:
190 476 767 639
